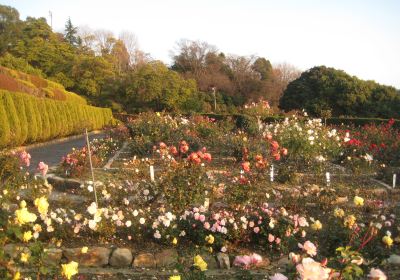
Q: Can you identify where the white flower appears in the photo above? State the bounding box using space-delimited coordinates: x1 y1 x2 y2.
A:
88 220 97 230
154 230 161 239
87 185 93 192
139 217 145 224
143 189 150 196
87 202 97 215
133 210 139 217
125 220 132 227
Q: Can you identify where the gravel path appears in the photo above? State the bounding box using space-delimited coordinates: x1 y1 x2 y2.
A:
26 132 105 173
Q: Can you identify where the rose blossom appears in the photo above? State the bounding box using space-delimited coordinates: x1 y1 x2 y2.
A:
299 241 317 256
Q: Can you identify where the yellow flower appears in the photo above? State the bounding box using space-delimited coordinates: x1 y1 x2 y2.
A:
353 196 364 206
13 271 21 280
81 246 89 253
172 238 178 245
156 112 161 117
15 207 37 225
311 220 322 231
169 276 181 280
61 261 79 280
205 234 215 244
344 215 356 228
20 200 27 208
20 252 30 263
382 235 393 247
334 208 345 218
209 247 213 253
34 196 49 216
193 255 208 271
23 231 33 243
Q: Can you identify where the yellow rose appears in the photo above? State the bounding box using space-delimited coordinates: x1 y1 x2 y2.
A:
20 200 27 208
353 196 364 206
81 246 89 254
311 220 322 231
20 252 30 263
23 231 33 243
169 276 181 280
13 271 21 280
193 255 208 271
61 261 79 280
382 235 393 247
334 208 345 218
205 234 214 244
172 237 178 245
34 196 49 216
15 207 37 225
344 215 356 229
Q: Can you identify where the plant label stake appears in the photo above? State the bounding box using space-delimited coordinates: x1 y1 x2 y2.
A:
150 165 155 182
85 128 98 206
204 198 210 210
270 164 274 182
393 174 397 189
326 172 331 186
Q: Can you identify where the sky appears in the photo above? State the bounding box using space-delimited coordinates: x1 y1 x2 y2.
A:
4 0 400 88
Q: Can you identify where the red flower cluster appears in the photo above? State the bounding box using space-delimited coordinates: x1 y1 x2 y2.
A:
188 147 212 165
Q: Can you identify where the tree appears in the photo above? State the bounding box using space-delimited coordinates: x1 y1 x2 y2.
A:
279 66 400 118
0 5 21 54
171 39 217 81
252 57 273 80
110 40 130 74
64 17 79 46
126 61 197 112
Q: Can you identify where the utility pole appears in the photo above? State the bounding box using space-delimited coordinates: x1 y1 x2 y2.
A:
49 11 53 29
211 87 217 112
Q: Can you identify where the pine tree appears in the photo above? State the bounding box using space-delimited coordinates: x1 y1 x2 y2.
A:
64 17 79 46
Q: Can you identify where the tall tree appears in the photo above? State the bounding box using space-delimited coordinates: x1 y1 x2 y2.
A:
64 17 79 46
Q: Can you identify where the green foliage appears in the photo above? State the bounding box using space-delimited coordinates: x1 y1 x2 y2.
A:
22 97 38 142
13 94 28 144
280 66 400 118
0 90 113 148
1 90 22 145
0 93 11 148
0 53 43 76
126 61 197 112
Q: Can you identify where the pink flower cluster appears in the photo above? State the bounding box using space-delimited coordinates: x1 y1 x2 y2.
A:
233 253 263 269
18 150 31 167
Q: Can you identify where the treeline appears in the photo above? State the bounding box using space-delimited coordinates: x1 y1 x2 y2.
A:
280 66 400 118
1 4 399 118
0 90 113 148
0 4 299 114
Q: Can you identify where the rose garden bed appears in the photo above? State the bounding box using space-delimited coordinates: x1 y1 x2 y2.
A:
1 112 400 279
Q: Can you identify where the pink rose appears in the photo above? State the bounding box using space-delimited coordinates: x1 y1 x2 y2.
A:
299 241 317 256
37 162 49 176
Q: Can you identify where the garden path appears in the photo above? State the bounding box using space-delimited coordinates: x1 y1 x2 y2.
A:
26 131 105 173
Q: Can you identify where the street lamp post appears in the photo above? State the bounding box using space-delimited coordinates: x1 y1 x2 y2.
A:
211 87 217 112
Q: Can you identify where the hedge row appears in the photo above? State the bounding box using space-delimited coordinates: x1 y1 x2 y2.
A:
196 113 400 129
0 90 113 149
0 66 87 105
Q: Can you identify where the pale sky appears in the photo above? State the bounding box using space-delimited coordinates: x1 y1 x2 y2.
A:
4 0 400 88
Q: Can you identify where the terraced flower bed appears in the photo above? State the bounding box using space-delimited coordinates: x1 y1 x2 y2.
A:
1 113 399 280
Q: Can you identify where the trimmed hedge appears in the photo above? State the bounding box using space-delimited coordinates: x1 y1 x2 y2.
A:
0 66 87 105
0 90 113 149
